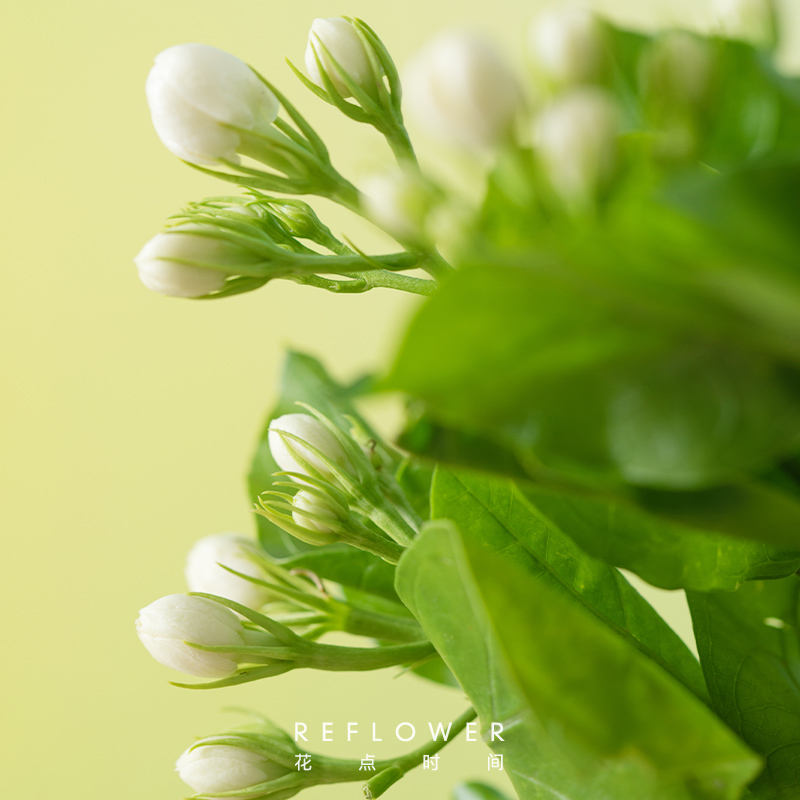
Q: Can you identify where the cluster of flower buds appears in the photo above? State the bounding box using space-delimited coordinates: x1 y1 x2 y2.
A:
257 408 421 562
182 530 425 640
404 32 521 152
146 43 359 205
134 194 427 298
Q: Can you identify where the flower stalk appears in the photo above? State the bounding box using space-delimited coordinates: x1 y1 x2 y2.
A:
216 555 425 643
169 593 434 689
177 707 478 800
294 17 418 170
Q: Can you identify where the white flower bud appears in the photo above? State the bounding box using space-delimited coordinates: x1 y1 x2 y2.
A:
528 7 606 86
360 171 435 243
176 744 287 796
305 17 375 98
712 0 777 47
404 32 520 150
268 413 353 481
292 490 338 534
134 228 234 298
535 88 619 207
185 533 270 610
135 594 245 678
146 43 280 166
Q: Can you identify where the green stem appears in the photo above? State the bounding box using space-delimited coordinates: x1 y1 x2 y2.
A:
294 251 419 273
354 270 436 295
419 248 455 281
293 271 434 297
310 706 478 790
328 179 362 214
339 525 406 564
383 125 421 173
364 505 416 547
344 605 426 643
392 707 478 772
301 639 435 671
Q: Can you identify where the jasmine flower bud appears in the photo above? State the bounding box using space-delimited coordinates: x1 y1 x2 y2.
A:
135 594 246 678
146 43 279 166
185 533 271 610
292 489 339 534
176 744 287 798
712 0 778 48
267 199 331 241
134 224 266 298
404 32 520 150
360 171 437 244
134 228 230 297
528 7 606 86
535 88 619 208
268 413 353 481
305 17 375 98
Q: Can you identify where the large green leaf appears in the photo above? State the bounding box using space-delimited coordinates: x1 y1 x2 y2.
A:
396 521 761 800
399 415 800 590
688 579 800 799
521 483 800 591
385 263 800 491
431 468 707 699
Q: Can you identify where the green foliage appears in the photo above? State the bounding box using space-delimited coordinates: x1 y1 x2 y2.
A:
396 521 762 800
452 783 512 800
431 468 707 697
519 483 800 591
276 545 399 603
386 259 800 491
688 579 800 799
164 13 800 800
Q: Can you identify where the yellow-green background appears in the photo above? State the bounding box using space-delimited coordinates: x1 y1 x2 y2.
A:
3 1 798 798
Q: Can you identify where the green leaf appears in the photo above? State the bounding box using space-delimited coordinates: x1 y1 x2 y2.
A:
394 456 434 520
663 158 800 366
521 483 800 591
277 545 399 603
452 783 512 800
386 263 800 491
397 521 762 800
688 578 800 799
432 468 707 699
400 417 800 590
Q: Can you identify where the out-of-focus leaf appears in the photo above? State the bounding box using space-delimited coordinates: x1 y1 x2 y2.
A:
688 578 800 799
386 263 800 491
394 456 434 520
432 468 707 698
452 783 512 800
397 521 761 800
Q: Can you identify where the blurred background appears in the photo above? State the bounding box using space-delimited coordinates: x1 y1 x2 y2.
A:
2 1 799 798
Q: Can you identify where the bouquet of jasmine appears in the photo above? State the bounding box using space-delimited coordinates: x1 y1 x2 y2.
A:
133 1 800 798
